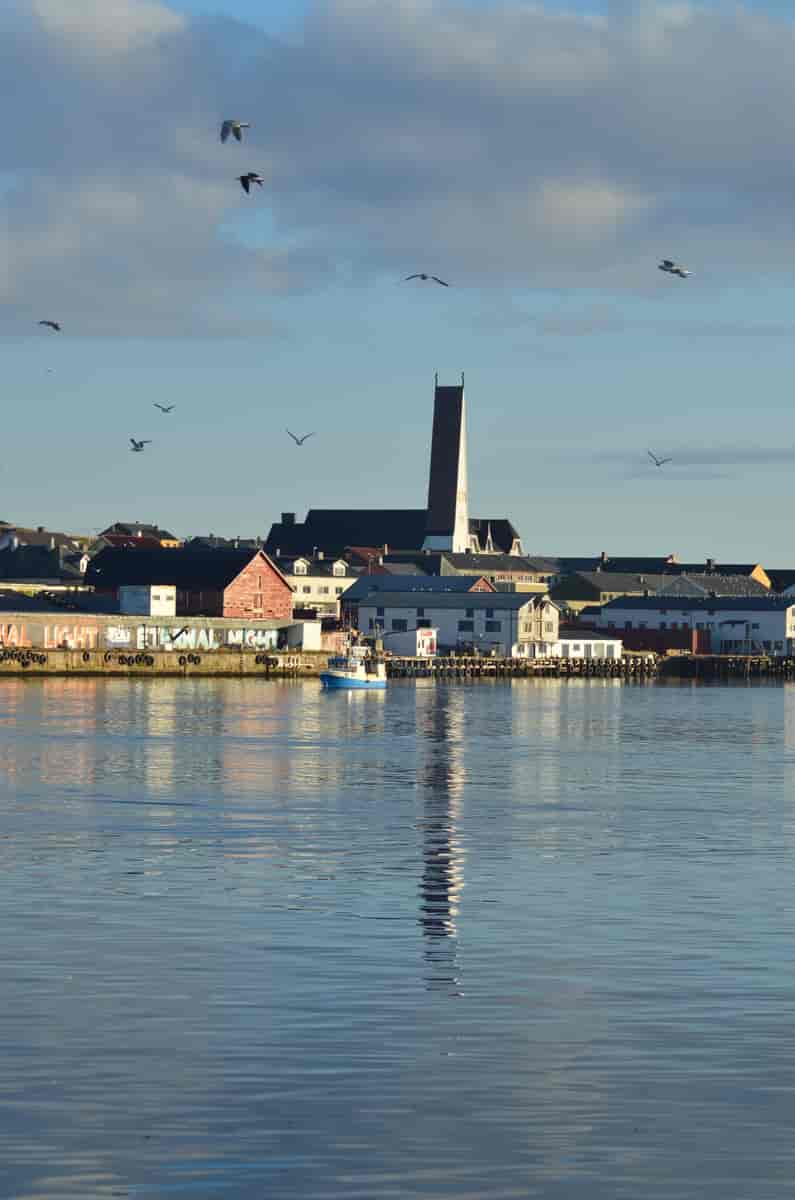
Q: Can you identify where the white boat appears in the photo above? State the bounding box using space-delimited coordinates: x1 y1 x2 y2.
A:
320 645 387 689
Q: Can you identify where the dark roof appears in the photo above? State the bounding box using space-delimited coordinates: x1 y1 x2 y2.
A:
655 573 769 598
185 536 263 551
99 534 164 551
101 522 179 542
442 553 551 574
265 510 428 557
343 574 493 602
569 571 669 592
274 557 358 578
763 569 795 592
542 554 765 579
85 547 284 590
1 525 83 551
0 546 83 582
601 595 794 612
468 519 522 554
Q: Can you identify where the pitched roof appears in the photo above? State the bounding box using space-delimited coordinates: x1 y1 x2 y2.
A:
468 518 522 553
442 553 553 573
1 525 83 552
85 547 287 590
264 510 428 557
343 574 494 602
655 573 770 598
99 534 164 551
542 554 765 579
602 595 794 612
101 522 179 542
764 569 795 592
0 546 83 582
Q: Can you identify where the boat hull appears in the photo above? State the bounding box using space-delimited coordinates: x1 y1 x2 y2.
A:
320 671 387 689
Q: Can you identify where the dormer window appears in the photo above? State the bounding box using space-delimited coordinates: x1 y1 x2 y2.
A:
332 562 346 577
293 560 308 576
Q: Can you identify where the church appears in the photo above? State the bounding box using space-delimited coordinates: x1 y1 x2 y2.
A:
264 376 525 563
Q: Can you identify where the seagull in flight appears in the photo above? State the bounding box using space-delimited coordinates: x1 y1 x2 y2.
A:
220 119 250 143
647 449 672 468
405 273 449 286
39 320 61 331
658 259 691 279
238 172 263 194
130 438 151 453
154 403 175 413
286 429 315 446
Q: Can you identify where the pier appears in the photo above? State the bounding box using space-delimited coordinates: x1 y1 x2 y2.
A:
385 654 658 680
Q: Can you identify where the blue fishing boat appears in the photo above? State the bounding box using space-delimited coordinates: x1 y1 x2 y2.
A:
320 645 387 689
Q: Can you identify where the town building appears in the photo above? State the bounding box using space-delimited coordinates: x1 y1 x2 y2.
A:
263 376 525 562
596 596 795 655
356 590 558 657
119 585 177 617
551 570 770 615
275 555 360 618
99 522 182 549
341 573 495 627
545 553 771 589
86 547 292 620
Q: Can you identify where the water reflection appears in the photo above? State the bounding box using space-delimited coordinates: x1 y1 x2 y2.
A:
416 689 466 994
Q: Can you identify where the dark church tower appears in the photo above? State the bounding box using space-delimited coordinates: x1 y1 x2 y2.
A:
422 374 469 553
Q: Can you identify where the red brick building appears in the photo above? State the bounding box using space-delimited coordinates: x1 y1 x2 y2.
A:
86 548 292 620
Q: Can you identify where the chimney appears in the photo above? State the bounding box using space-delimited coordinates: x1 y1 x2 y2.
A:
50 536 56 550
600 551 608 566
317 550 324 561
383 543 388 555
37 526 45 534
281 512 296 527
706 558 715 572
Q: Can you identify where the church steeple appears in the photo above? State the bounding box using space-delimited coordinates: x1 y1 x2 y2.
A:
422 374 469 553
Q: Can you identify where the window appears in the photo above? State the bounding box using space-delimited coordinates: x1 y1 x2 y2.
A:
302 585 311 594
319 586 330 595
293 561 307 575
465 608 474 618
485 620 501 633
376 607 384 617
391 619 408 632
416 619 431 629
544 622 554 633
659 622 666 630
332 563 345 577
486 608 494 618
335 587 343 595
752 623 760 630
416 607 425 618
522 622 532 634
368 619 374 631
625 621 632 630
458 620 474 633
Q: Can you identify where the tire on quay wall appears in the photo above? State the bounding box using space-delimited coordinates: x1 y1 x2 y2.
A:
82 652 91 663
178 656 187 667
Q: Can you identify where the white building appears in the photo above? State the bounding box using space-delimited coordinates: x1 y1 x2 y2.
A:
277 555 358 618
597 596 795 655
119 584 177 617
514 635 622 660
358 591 559 656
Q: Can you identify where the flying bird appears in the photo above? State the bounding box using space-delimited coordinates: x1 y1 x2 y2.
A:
220 119 250 143
647 449 672 468
238 172 263 194
154 403 175 413
658 259 691 279
405 274 449 286
286 429 315 446
130 438 151 453
39 320 61 331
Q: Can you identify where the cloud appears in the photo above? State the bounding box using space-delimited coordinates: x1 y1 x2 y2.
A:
31 0 185 54
5 0 795 335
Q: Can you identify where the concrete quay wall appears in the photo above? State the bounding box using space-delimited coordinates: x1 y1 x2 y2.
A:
0 611 295 655
0 647 328 677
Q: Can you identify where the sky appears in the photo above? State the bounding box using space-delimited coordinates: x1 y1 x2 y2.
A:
4 0 795 561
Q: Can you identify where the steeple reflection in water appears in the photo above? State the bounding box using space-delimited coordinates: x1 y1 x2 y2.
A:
416 690 466 995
